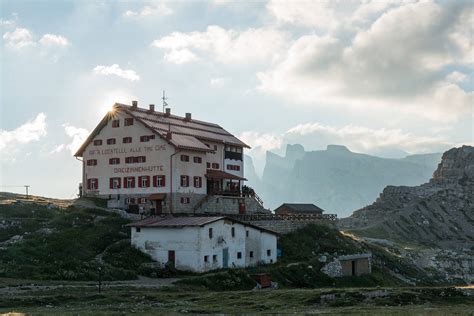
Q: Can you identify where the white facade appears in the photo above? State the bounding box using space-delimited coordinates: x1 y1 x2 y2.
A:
76 102 249 213
130 217 277 272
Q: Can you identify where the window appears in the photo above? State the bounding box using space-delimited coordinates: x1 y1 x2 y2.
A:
204 255 209 263
180 197 190 204
214 145 218 151
267 249 271 256
153 175 165 188
107 138 116 145
109 158 120 165
138 176 150 188
246 230 249 237
193 156 202 163
236 147 242 153
153 175 166 187
212 163 219 169
112 120 120 128
209 228 213 239
213 255 217 262
180 175 189 187
124 176 135 188
86 159 97 166
135 156 146 163
124 118 134 126
136 227 141 233
225 145 230 151
87 178 98 190
226 164 240 171
249 251 254 258
123 137 132 144
206 162 211 168
125 157 133 164
237 252 242 259
140 135 153 142
194 176 202 188
93 139 102 146
231 227 235 237
138 198 147 204
109 177 121 189
180 154 189 162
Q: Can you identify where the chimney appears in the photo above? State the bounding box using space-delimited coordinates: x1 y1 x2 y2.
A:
149 104 155 112
165 108 171 116
185 113 192 121
131 100 138 108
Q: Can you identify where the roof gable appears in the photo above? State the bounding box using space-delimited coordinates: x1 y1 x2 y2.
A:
276 203 325 213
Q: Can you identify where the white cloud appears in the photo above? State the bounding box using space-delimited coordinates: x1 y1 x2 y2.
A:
152 25 287 64
39 34 70 47
93 64 140 81
0 113 47 161
52 124 89 155
210 77 225 86
163 48 198 64
446 71 467 83
3 27 35 49
123 2 173 17
258 1 473 122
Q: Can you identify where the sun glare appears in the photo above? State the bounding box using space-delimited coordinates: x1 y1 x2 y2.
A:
96 90 137 118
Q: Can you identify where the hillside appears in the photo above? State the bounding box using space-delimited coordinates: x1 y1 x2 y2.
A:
0 192 446 288
247 144 441 216
340 146 474 283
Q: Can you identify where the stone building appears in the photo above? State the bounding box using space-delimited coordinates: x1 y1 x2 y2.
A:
75 101 266 214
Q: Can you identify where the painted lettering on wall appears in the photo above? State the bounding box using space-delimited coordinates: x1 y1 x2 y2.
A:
89 145 166 156
114 165 164 174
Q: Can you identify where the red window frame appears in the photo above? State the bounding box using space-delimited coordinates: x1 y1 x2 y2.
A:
140 135 149 142
123 176 135 188
109 177 121 189
93 139 102 146
124 118 134 126
123 137 132 144
193 156 202 163
180 197 190 204
112 120 120 128
87 178 98 190
134 156 146 163
194 176 202 188
138 176 150 188
125 157 133 164
138 198 147 204
86 159 97 166
212 163 219 169
206 162 211 168
109 158 120 165
180 175 189 187
153 175 166 187
107 138 116 145
180 155 189 162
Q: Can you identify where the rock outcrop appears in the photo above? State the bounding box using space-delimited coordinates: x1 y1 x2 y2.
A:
340 146 474 250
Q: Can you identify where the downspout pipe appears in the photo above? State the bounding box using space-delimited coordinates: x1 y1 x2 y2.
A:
169 149 182 214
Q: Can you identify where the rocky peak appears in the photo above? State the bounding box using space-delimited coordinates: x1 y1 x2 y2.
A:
432 146 474 181
326 144 351 153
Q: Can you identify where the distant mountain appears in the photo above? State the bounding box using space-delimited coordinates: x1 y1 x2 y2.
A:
246 144 442 217
340 145 474 249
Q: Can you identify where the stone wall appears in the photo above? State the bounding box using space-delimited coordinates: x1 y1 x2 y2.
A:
247 219 334 235
195 195 269 214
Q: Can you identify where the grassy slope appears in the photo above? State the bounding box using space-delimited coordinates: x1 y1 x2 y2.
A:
0 199 155 281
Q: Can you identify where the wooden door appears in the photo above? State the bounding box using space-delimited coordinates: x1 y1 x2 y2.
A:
222 248 229 268
168 250 175 263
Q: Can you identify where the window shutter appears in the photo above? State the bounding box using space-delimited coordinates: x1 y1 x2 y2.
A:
110 178 113 189
138 176 142 188
123 177 127 188
152 175 157 187
131 177 135 188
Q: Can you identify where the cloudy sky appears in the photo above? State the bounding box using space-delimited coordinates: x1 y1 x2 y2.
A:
1 0 472 198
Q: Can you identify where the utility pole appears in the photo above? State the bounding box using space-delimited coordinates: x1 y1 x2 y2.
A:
24 185 30 199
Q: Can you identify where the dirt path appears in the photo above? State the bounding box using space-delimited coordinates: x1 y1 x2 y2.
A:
0 276 178 295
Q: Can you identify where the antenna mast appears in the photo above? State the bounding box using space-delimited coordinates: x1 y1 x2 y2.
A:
162 90 168 113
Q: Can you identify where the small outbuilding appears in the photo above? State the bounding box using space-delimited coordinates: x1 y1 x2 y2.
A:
274 203 325 215
339 253 372 276
127 216 278 272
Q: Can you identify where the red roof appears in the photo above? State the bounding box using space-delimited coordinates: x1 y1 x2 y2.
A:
75 103 250 157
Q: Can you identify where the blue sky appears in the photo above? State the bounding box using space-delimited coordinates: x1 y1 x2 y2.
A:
1 0 473 198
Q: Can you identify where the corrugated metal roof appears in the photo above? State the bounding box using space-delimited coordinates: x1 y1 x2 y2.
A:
127 216 225 227
120 104 249 148
277 203 325 213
